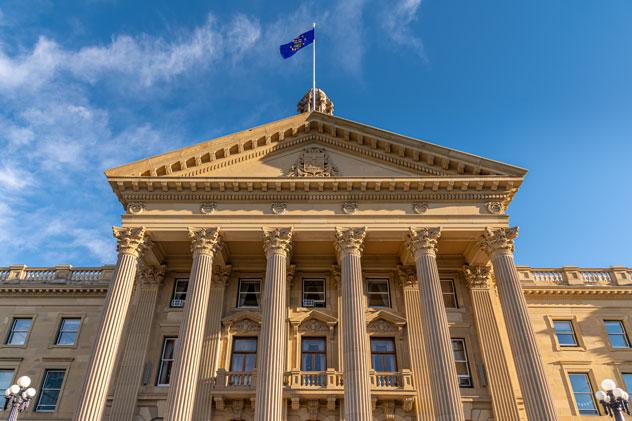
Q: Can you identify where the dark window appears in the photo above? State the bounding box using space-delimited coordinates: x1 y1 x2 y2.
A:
303 279 326 307
367 279 390 308
35 369 65 412
55 318 81 346
231 338 257 372
569 373 598 415
605 321 630 349
156 337 176 386
553 320 578 347
301 337 326 371
171 279 188 307
441 279 458 308
370 338 397 372
451 339 472 387
6 318 32 345
237 280 261 308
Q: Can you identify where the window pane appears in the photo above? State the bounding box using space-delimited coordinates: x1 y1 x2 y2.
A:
451 339 472 388
61 319 81 332
0 370 14 391
382 355 396 371
610 335 629 348
370 338 397 372
13 319 32 331
57 333 76 346
36 370 65 412
623 374 632 393
231 354 244 371
605 321 624 334
367 280 390 308
371 339 395 353
244 355 256 371
302 338 325 352
368 281 389 293
569 373 598 415
8 332 27 345
233 339 257 352
238 280 261 307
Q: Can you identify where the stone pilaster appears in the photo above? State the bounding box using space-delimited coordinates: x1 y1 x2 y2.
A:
254 227 293 421
407 227 465 421
165 228 222 421
480 227 558 421
194 265 232 420
463 265 521 421
110 264 165 419
334 227 372 421
398 266 435 420
74 227 148 421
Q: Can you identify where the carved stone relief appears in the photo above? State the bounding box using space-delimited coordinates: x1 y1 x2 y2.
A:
288 147 339 177
271 202 287 215
368 319 398 333
300 319 329 332
127 201 145 215
412 202 428 214
487 201 504 215
200 202 216 214
341 201 357 214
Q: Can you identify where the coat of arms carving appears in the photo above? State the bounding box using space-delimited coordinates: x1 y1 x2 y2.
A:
288 147 339 177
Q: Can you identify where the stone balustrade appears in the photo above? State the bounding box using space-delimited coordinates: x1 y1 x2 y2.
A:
0 265 114 283
517 266 631 286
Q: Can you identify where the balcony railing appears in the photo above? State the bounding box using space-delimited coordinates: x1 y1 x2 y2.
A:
0 265 114 284
518 266 631 287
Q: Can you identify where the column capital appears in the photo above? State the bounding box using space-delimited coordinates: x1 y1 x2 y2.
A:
407 227 441 256
463 265 494 290
397 265 418 288
480 227 518 257
188 227 222 257
334 227 367 256
262 227 293 257
138 264 166 287
212 265 232 288
113 226 148 257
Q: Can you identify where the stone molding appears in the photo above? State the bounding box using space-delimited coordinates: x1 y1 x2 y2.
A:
334 227 367 256
113 226 148 257
262 227 293 257
212 265 232 288
188 227 222 257
463 265 494 290
480 227 518 257
407 227 441 256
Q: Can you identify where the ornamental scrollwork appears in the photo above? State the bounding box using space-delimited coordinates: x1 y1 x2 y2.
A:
407 227 441 256
463 265 493 290
300 319 329 332
334 227 367 256
479 226 518 257
271 202 287 215
262 227 293 256
126 202 145 215
287 147 339 177
412 202 429 214
188 227 222 257
368 319 398 333
200 202 216 214
113 226 148 257
341 202 357 214
487 201 504 215
138 264 166 287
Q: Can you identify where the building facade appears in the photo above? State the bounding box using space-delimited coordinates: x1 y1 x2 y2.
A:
0 91 630 421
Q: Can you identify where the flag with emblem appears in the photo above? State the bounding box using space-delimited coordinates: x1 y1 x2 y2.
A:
280 28 315 59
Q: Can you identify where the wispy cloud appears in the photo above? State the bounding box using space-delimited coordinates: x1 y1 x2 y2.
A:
381 0 425 59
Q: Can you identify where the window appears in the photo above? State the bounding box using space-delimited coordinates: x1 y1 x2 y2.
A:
35 369 65 412
230 338 257 372
605 321 630 349
0 369 14 410
302 279 326 308
569 373 598 415
451 339 472 387
156 337 176 386
301 337 326 371
623 373 632 393
55 318 81 346
367 279 390 308
171 278 188 307
237 279 261 308
441 279 458 308
370 338 397 372
553 320 578 347
6 318 32 345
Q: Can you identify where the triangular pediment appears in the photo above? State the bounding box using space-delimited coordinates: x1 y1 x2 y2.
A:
105 112 526 179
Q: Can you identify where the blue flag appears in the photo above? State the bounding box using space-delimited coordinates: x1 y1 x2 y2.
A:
280 29 315 59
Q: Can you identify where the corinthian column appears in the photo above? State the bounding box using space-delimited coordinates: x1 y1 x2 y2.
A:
334 227 372 421
110 264 165 419
407 227 465 421
194 265 232 420
165 228 222 421
480 227 558 421
463 265 521 421
74 227 148 421
254 227 293 421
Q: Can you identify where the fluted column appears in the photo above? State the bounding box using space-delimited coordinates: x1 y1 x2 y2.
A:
165 228 222 421
334 227 372 421
463 265 521 421
407 227 465 421
480 227 558 421
110 264 165 419
194 265 232 420
74 227 148 421
254 227 293 421
398 266 435 420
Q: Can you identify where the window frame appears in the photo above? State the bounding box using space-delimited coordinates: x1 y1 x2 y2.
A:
302 278 326 308
604 320 631 349
451 338 473 388
170 278 189 308
366 278 391 308
301 337 327 372
552 319 579 347
568 372 599 416
236 279 262 308
156 337 177 387
35 369 66 413
54 317 81 346
370 337 398 372
230 337 258 372
5 317 33 346
440 279 459 309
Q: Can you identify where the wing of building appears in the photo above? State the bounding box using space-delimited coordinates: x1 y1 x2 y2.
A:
1 90 630 421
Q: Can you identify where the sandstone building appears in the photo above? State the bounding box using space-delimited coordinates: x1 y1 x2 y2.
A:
0 90 630 420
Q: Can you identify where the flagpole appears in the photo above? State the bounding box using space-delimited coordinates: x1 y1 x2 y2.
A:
312 22 316 111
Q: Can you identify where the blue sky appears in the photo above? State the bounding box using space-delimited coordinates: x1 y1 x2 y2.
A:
0 0 630 267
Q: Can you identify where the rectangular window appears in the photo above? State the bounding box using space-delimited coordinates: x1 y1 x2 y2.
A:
6 318 32 345
55 318 81 346
170 278 188 308
237 279 261 308
302 279 326 308
452 339 473 387
441 279 458 308
301 337 327 372
553 320 578 347
605 321 630 349
623 373 632 393
156 337 176 386
367 279 391 308
230 338 257 372
569 373 598 415
35 369 65 412
0 369 14 410
370 338 397 372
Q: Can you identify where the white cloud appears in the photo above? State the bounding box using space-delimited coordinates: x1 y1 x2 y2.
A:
381 0 425 58
0 164 34 192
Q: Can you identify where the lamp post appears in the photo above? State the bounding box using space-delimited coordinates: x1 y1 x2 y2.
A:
4 376 37 421
595 378 631 421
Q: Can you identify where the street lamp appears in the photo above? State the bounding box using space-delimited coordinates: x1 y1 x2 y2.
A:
4 376 36 421
595 378 631 421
